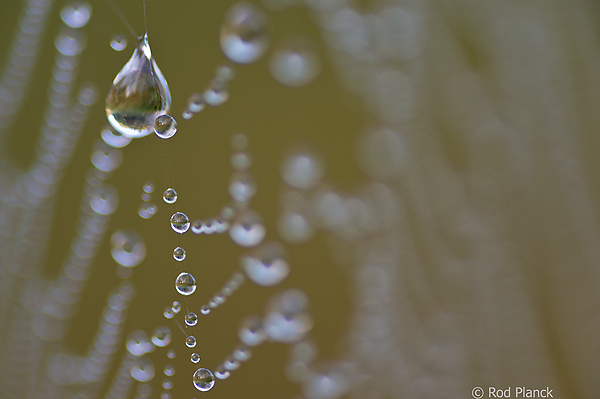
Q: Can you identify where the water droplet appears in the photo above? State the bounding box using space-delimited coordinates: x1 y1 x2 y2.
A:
185 335 197 348
281 149 324 189
111 230 146 267
230 151 252 171
175 272 196 295
163 307 175 319
55 27 87 55
171 301 181 314
290 340 317 364
263 289 313 343
142 192 151 201
167 349 176 359
170 212 190 234
187 93 205 113
182 110 193 120
270 38 320 87
151 326 172 347
278 211 314 244
131 357 155 382
200 305 211 315
60 2 92 28
191 353 200 363
233 345 252 362
164 365 175 376
238 315 266 346
91 141 123 172
101 127 131 148
229 172 256 202
110 34 128 51
154 114 177 139
160 392 171 399
193 368 215 392
230 132 249 150
90 184 118 215
229 210 266 247
127 330 154 356
242 241 290 286
184 312 198 326
163 188 177 204
143 181 155 193
220 2 269 64
138 202 157 219
215 64 236 82
215 365 231 380
224 356 240 371
106 33 171 138
173 247 186 261
203 78 229 106
162 378 173 389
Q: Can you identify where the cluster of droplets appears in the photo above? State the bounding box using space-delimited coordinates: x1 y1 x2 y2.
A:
198 272 246 315
139 181 158 219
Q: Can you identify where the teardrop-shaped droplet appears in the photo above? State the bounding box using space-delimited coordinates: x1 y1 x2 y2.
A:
106 33 171 139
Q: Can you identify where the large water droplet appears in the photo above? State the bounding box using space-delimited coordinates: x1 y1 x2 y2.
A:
60 2 92 28
220 2 269 64
110 34 128 51
175 272 196 295
111 230 146 267
170 212 190 234
229 210 266 247
269 38 320 87
241 241 290 286
154 114 177 139
193 368 215 392
106 33 171 138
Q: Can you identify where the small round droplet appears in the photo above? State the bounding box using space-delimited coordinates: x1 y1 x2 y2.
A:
163 188 177 204
55 29 86 56
191 353 201 363
111 230 146 267
233 345 252 362
220 2 269 64
203 79 229 106
278 211 314 244
230 152 252 171
143 182 155 193
193 368 215 392
161 392 171 399
238 315 266 346
281 150 323 189
164 365 175 376
162 378 173 389
154 114 177 139
167 349 176 359
185 335 197 348
110 34 128 51
215 365 231 380
215 64 236 82
229 210 266 247
175 272 196 296
200 305 211 315
151 326 172 347
173 247 186 261
182 110 193 120
187 93 205 113
184 312 198 326
171 301 181 314
170 212 190 234
269 38 320 87
60 1 92 28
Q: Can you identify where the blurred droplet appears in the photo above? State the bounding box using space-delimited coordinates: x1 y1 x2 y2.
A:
60 2 92 28
229 210 266 247
111 230 146 267
270 38 320 87
110 34 127 51
220 2 269 64
151 326 172 347
281 149 324 189
242 241 290 286
238 315 267 346
131 357 155 382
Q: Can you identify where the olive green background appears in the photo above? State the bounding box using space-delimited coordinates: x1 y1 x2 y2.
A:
1 0 358 398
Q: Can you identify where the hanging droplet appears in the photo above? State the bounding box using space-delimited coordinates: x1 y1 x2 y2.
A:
126 330 154 356
220 2 269 64
60 2 92 28
90 184 119 215
269 37 321 87
215 365 231 380
191 353 201 363
110 34 128 51
171 301 181 314
170 212 190 234
101 126 131 148
281 149 324 189
154 114 177 139
151 326 172 347
131 357 155 382
175 272 196 295
111 230 146 267
229 172 257 202
187 93 205 113
162 378 173 390
164 365 175 376
167 349 176 359
173 246 186 261
215 63 236 82
193 368 215 392
238 315 267 346
200 305 211 315
138 202 157 219
203 78 229 106
229 210 266 247
106 33 171 138
185 335 197 348
163 188 177 204
241 241 289 286
184 312 198 326
164 307 175 319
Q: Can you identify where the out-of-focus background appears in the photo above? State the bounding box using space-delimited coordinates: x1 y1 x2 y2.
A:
1 0 600 398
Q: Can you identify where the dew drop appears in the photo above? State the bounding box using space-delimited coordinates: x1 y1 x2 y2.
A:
131 357 155 382
111 230 146 267
170 212 190 234
238 315 266 346
163 188 177 204
185 335 197 348
182 110 193 120
193 368 215 392
203 79 229 106
281 150 324 189
230 151 252 171
101 127 131 148
143 181 155 193
278 211 314 244
110 34 128 51
163 307 175 319
242 241 290 286
175 272 196 296
154 114 177 139
173 246 186 261
229 210 266 247
233 345 252 362
162 378 173 389
164 365 175 377
224 356 240 371
126 330 154 356
55 29 86 56
160 392 171 399
171 301 181 314
215 64 236 82
167 349 176 359
191 353 201 363
106 33 171 138
263 289 313 343
220 2 269 64
187 93 205 113
229 172 257 202
151 326 172 347
215 365 231 380
60 2 92 28
200 305 211 315
269 38 321 87
138 202 157 219
90 184 118 215
184 312 198 326
91 141 122 172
